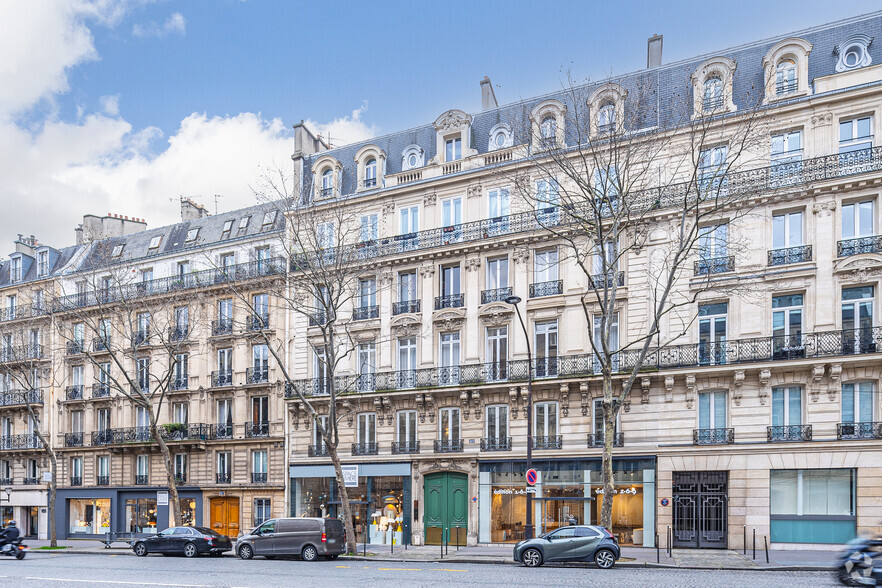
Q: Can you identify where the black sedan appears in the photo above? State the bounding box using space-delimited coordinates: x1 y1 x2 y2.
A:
133 526 232 557
513 525 620 568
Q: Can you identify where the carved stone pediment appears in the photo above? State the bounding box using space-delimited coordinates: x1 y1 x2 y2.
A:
391 315 422 337
478 303 513 326
833 254 882 282
432 309 466 330
434 109 472 132
421 459 468 472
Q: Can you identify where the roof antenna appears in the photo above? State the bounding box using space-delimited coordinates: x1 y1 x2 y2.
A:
213 194 224 215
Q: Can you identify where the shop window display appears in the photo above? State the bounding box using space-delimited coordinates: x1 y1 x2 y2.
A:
169 498 197 527
69 498 111 534
0 506 12 527
125 498 157 533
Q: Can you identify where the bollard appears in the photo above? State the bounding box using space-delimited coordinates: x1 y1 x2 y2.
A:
445 531 449 556
656 534 660 563
743 526 746 555
753 528 756 560
440 532 443 559
391 534 394 555
764 535 769 564
456 527 460 551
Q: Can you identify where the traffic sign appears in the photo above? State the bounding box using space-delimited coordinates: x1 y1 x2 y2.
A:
526 468 538 485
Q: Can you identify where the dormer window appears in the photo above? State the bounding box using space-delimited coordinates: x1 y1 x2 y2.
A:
488 124 512 151
238 216 250 235
775 59 797 95
262 210 277 228
692 57 736 116
540 116 557 141
321 169 334 197
703 77 723 112
112 244 125 258
9 257 21 283
597 102 616 133
364 159 377 188
402 145 425 170
221 220 233 239
185 228 199 243
148 236 162 251
36 250 49 277
445 137 461 162
836 34 873 72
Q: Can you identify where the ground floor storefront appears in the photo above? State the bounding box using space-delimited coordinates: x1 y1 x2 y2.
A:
2 488 49 539
203 487 286 538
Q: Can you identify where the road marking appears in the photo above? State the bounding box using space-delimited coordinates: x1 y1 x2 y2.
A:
431 569 468 572
335 565 350 568
378 567 423 571
21 577 210 587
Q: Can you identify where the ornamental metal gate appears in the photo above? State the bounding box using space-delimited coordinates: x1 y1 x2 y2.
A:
672 471 728 548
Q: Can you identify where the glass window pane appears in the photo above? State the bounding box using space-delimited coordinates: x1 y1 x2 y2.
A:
770 470 798 515
788 388 802 425
842 384 855 422
772 388 784 426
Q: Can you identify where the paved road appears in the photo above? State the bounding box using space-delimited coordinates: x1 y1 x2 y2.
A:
0 552 840 587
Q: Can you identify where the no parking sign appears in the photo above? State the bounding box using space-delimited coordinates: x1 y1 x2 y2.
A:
526 468 538 485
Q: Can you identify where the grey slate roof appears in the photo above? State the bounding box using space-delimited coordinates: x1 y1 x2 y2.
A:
0 244 80 287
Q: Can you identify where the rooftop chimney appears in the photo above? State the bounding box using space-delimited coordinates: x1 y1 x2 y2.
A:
647 34 663 69
181 198 210 222
76 213 147 245
480 76 498 111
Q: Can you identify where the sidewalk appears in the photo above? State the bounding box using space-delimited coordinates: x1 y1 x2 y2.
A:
23 539 840 571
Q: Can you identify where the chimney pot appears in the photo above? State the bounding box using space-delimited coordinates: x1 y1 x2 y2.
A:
647 34 663 69
480 76 498 111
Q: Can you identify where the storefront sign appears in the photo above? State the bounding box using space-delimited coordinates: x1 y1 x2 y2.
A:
341 465 359 487
594 487 638 495
493 488 536 495
157 491 169 506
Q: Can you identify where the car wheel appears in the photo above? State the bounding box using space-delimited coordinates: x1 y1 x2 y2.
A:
522 548 543 567
183 542 198 558
594 548 616 569
324 554 339 561
133 543 148 557
238 544 254 560
301 545 318 562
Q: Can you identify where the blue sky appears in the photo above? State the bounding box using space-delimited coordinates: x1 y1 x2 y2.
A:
1 0 881 246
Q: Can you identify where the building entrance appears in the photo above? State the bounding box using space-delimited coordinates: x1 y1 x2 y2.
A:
673 471 728 548
424 472 467 545
210 497 240 538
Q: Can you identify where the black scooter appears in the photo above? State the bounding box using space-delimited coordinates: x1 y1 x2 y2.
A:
0 538 26 560
838 537 882 586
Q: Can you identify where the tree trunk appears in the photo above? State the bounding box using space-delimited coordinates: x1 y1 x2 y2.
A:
328 441 358 554
48 448 57 546
600 378 616 531
152 424 182 526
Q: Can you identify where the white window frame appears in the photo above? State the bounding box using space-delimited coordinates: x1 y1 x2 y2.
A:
534 401 559 437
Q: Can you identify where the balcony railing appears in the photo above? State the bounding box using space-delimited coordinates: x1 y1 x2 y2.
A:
308 444 328 457
587 432 624 448
767 424 812 442
245 421 269 438
169 327 189 342
92 427 152 446
768 245 812 266
251 472 268 484
391 441 420 454
533 435 562 450
776 80 798 95
693 428 735 445
246 314 270 331
92 383 111 398
435 294 464 310
246 366 269 384
0 344 44 362
0 434 41 450
694 256 735 276
589 272 625 289
211 371 233 387
132 331 150 347
212 424 233 439
134 475 148 485
174 474 187 484
0 303 47 323
65 385 84 400
703 95 724 111
70 476 82 486
837 422 882 440
0 477 10 485
53 258 287 312
23 477 39 485
160 423 212 442
838 235 882 257
530 280 563 298
480 437 512 451
352 442 378 456
353 306 379 321
0 389 42 406
65 432 84 447
363 177 377 188
212 319 233 336
308 311 329 327
97 476 109 486
92 338 110 352
216 473 231 484
171 378 189 391
481 287 513 304
66 341 84 355
434 439 464 453
393 300 420 315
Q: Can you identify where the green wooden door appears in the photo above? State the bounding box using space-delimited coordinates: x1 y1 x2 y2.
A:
423 472 468 545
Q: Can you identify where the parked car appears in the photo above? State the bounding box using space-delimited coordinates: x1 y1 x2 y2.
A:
513 525 620 568
236 517 345 561
133 526 232 557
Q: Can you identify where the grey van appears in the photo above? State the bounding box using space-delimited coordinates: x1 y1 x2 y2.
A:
236 517 345 561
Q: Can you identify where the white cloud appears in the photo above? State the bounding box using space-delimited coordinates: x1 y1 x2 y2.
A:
132 12 186 38
99 94 120 116
304 102 379 147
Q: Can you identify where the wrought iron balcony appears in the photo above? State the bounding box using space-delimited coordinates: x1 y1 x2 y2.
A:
23 477 39 485
694 256 735 276
0 389 41 406
837 422 882 440
64 432 84 447
91 427 151 446
216 473 231 484
308 444 328 457
589 272 625 289
66 341 84 355
174 474 187 484
703 95 724 111
435 294 464 310
245 421 269 438
246 314 270 331
212 319 233 336
776 80 798 95
480 437 512 451
0 477 10 485
693 428 735 445
352 306 379 321
52 257 286 312
169 327 189 342
160 423 212 442
838 235 882 257
352 442 378 456
530 280 563 298
134 475 148 485
171 378 189 391
251 472 268 484
132 330 150 347
0 434 41 450
768 245 812 266
70 476 82 486
587 432 624 448
65 385 84 400
92 338 110 352
211 371 233 387
92 383 111 398
246 366 269 384
481 287 512 304
0 344 44 362
767 424 812 442
533 435 562 450
393 300 420 315
97 476 109 486
212 424 233 440
363 177 377 188
320 187 334 198
308 311 328 327
434 439 463 453
391 441 420 454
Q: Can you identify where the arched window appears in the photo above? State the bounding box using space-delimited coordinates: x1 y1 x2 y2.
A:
775 59 797 95
321 169 334 197
407 153 418 168
540 116 557 140
703 77 723 112
597 102 616 133
364 158 377 188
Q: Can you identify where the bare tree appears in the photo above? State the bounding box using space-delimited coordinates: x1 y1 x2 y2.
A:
54 260 201 527
505 75 773 530
241 168 388 554
0 317 57 545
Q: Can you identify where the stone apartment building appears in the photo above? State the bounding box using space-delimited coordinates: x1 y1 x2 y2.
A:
283 12 882 551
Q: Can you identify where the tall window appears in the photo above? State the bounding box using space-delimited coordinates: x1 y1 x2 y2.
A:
71 457 83 483
364 158 377 188
397 338 417 387
439 407 460 442
357 342 375 391
540 116 557 140
488 187 510 218
358 278 376 309
772 211 803 250
534 320 558 377
173 353 188 389
254 499 271 527
839 117 873 153
697 223 729 274
314 347 329 393
771 131 802 164
137 454 149 481
252 345 269 381
534 249 559 283
439 332 460 384
253 293 269 323
772 294 804 356
775 59 797 94
217 399 233 437
597 102 616 133
842 286 874 354
37 251 49 276
400 205 419 234
592 241 617 277
357 413 376 446
397 411 417 447
217 452 231 480
97 456 109 483
486 405 508 441
217 299 233 330
486 327 508 381
136 406 150 430
486 257 509 291
174 454 187 481
321 169 333 197
252 450 268 480
698 145 727 184
251 396 269 426
399 271 417 302
9 258 21 283
217 348 233 380
772 386 802 426
703 76 723 111
442 197 462 227
592 314 619 373
360 214 378 242
698 302 728 365
71 410 83 434
174 306 189 337
440 264 461 297
317 221 335 250
593 398 619 440
136 312 150 344
445 137 461 162
96 408 110 432
313 415 328 451
172 402 188 426
842 382 875 424
698 391 727 429
137 358 150 393
534 402 558 437
842 200 875 240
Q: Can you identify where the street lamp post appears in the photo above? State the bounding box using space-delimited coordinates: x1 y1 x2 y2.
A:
505 294 534 541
